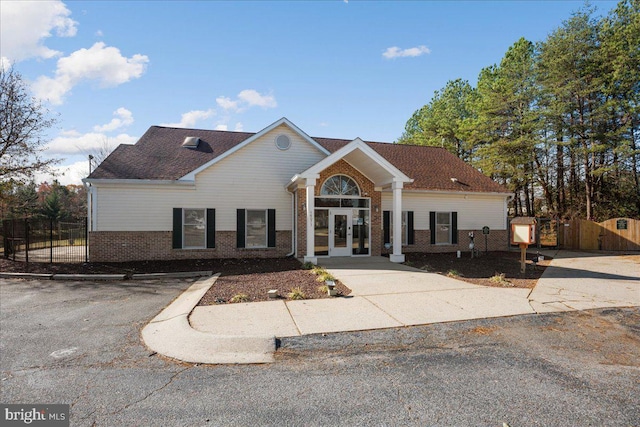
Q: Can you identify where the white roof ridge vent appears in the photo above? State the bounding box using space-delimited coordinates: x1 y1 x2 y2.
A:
182 136 200 148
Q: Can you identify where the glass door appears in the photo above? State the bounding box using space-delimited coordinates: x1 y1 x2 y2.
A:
329 209 352 257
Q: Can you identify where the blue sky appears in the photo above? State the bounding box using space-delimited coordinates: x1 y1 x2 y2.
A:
1 0 617 185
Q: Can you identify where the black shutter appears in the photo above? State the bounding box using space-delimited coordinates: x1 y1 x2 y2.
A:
430 211 436 244
206 209 216 248
407 211 415 245
237 209 245 248
451 212 458 244
383 211 390 245
172 208 182 249
267 209 276 248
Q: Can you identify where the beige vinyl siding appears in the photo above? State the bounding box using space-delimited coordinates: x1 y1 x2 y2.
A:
94 124 326 231
381 191 508 230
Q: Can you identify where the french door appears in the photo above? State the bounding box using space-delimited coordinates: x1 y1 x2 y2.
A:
329 209 352 257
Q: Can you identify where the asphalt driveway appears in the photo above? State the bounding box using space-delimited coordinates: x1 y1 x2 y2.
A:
1 276 639 425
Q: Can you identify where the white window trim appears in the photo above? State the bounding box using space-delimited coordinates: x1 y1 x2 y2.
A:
183 208 206 249
435 211 452 245
320 174 361 197
246 209 268 249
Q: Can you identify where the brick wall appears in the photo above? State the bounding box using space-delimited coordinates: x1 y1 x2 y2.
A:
381 229 509 254
89 230 292 262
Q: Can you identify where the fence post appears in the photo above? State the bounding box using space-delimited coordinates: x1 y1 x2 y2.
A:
25 218 29 263
11 219 15 262
50 218 53 263
84 216 88 263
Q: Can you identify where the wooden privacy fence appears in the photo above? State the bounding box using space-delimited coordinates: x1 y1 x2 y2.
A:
559 218 640 251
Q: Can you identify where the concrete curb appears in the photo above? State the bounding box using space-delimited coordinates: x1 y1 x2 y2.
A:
1 271 215 281
0 272 53 280
52 274 127 281
141 274 275 364
131 271 213 280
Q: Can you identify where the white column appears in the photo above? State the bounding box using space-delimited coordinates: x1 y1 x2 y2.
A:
304 178 317 264
390 181 405 263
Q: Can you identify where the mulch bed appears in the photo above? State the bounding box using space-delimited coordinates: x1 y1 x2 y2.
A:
0 257 351 304
1 251 548 303
404 251 552 288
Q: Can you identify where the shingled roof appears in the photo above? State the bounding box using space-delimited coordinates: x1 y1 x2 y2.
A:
89 125 509 194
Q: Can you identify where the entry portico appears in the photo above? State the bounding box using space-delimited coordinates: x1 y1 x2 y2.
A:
288 138 412 264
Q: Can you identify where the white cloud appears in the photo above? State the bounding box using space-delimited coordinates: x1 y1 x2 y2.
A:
216 89 277 112
382 45 431 59
161 109 216 128
35 159 92 186
215 124 228 131
234 122 244 132
93 107 133 132
32 42 149 104
238 89 277 108
95 30 104 37
216 96 238 111
44 132 137 155
0 0 78 64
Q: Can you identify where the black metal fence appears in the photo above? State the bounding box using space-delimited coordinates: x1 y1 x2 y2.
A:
2 218 88 263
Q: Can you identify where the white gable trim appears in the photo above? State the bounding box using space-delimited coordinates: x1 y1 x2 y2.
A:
297 138 412 184
179 117 330 181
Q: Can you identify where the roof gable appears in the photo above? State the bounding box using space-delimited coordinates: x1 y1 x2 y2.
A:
295 138 412 187
180 118 330 181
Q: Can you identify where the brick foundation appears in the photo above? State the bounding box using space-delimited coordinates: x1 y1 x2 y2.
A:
89 230 292 262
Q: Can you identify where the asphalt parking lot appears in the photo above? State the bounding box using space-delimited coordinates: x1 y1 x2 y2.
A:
1 277 639 426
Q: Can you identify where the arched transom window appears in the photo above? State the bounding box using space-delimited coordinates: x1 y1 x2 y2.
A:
320 175 360 196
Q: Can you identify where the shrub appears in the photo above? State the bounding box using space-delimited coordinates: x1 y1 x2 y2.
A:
230 293 249 303
288 287 306 300
315 272 334 283
317 285 329 293
311 266 325 276
489 273 512 287
302 261 315 270
446 269 460 278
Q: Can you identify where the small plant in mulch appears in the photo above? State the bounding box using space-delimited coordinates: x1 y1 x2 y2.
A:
316 272 336 283
288 287 306 300
317 284 329 293
302 261 315 270
447 269 461 278
419 264 432 272
310 266 325 276
489 273 513 287
230 293 250 303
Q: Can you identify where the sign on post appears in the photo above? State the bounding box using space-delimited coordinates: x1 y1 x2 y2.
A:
482 226 490 253
510 217 537 273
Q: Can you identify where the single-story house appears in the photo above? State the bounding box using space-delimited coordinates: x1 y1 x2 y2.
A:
84 117 512 263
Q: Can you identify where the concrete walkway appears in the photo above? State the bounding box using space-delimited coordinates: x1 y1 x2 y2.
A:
190 257 534 338
159 251 639 364
529 250 640 312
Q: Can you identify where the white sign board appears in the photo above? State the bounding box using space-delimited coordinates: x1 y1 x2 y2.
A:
512 224 531 244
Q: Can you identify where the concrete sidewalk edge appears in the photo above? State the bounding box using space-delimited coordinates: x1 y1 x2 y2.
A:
141 274 276 364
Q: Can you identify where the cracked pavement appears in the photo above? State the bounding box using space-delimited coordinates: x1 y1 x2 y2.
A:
2 273 639 426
